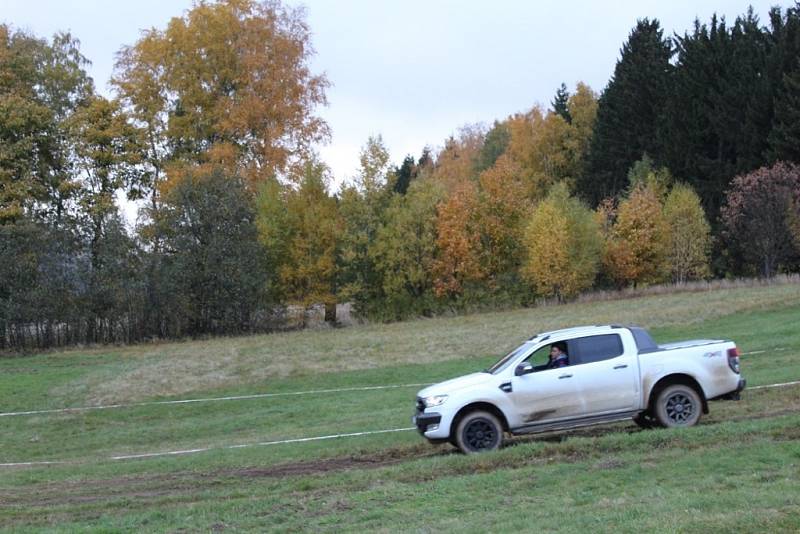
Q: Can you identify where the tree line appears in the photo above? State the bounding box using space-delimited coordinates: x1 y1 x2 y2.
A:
2 1 800 350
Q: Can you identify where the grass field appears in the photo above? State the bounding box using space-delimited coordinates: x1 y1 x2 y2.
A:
1 283 799 532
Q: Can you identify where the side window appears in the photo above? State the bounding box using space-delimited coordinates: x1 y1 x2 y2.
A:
524 345 551 366
568 334 624 365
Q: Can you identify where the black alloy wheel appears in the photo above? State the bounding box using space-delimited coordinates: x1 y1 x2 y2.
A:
654 384 702 428
454 410 503 454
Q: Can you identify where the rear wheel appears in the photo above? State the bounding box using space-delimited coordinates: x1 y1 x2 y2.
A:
454 411 503 454
654 384 702 428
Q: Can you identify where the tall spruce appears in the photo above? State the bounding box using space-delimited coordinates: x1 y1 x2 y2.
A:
392 155 415 195
660 12 774 220
582 19 672 205
767 4 800 164
551 83 571 123
768 66 800 163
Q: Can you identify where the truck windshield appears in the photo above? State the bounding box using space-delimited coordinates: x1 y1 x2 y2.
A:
486 342 533 375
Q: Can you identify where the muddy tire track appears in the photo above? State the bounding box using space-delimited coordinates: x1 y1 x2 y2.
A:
2 390 799 512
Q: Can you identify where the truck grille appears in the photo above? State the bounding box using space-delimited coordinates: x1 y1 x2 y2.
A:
416 397 425 413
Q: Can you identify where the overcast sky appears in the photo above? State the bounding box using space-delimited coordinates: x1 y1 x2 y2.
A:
3 0 788 190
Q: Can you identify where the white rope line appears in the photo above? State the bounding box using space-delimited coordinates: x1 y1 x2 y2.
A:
741 347 786 355
109 427 416 460
0 347 788 419
0 460 69 467
0 427 416 467
0 383 432 418
2 379 800 468
749 380 800 390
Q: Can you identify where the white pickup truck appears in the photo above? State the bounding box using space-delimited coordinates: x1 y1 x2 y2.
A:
413 325 746 454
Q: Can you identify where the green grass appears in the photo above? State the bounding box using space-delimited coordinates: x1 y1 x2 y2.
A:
1 284 800 532
2 282 797 407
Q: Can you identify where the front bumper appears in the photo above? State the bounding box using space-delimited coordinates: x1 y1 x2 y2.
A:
412 412 442 435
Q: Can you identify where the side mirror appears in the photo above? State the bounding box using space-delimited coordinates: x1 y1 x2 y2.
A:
515 362 534 376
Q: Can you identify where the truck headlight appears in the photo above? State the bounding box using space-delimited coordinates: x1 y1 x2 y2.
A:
423 394 448 408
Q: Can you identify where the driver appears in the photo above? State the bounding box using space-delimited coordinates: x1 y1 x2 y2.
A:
545 343 569 369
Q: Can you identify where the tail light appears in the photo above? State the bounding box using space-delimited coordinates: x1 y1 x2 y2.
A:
727 347 741 374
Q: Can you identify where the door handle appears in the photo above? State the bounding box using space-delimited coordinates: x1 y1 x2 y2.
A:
558 374 573 379
613 364 628 369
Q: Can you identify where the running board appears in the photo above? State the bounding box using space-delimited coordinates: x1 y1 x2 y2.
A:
511 410 640 436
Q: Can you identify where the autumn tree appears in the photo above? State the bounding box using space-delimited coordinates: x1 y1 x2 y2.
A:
433 157 528 302
505 105 556 197
626 155 672 200
371 179 444 319
602 182 670 287
430 124 484 192
112 0 330 208
255 175 291 301
70 96 140 258
720 162 800 276
474 157 529 292
258 160 340 321
336 136 393 312
432 181 483 298
0 25 93 223
522 183 601 299
505 83 597 199
69 95 144 340
663 183 711 283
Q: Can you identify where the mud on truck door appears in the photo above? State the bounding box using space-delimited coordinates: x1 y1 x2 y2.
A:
509 349 585 425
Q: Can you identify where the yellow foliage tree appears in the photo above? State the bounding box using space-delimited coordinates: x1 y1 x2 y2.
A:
505 83 598 199
278 160 340 320
522 183 601 299
370 179 444 318
663 183 711 283
602 182 670 287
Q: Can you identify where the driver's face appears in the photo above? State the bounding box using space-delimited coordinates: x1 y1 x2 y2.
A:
550 346 561 357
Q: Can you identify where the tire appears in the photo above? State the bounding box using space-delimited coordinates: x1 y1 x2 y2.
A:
454 410 503 454
653 384 702 428
632 412 656 429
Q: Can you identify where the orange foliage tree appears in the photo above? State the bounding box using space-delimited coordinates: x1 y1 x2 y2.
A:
432 157 528 299
432 181 483 297
429 124 485 193
113 0 329 208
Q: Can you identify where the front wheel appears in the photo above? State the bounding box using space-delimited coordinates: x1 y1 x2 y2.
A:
654 384 702 428
454 410 503 454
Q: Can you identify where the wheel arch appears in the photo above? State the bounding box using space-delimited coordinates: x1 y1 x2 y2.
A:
647 373 709 414
451 402 510 438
